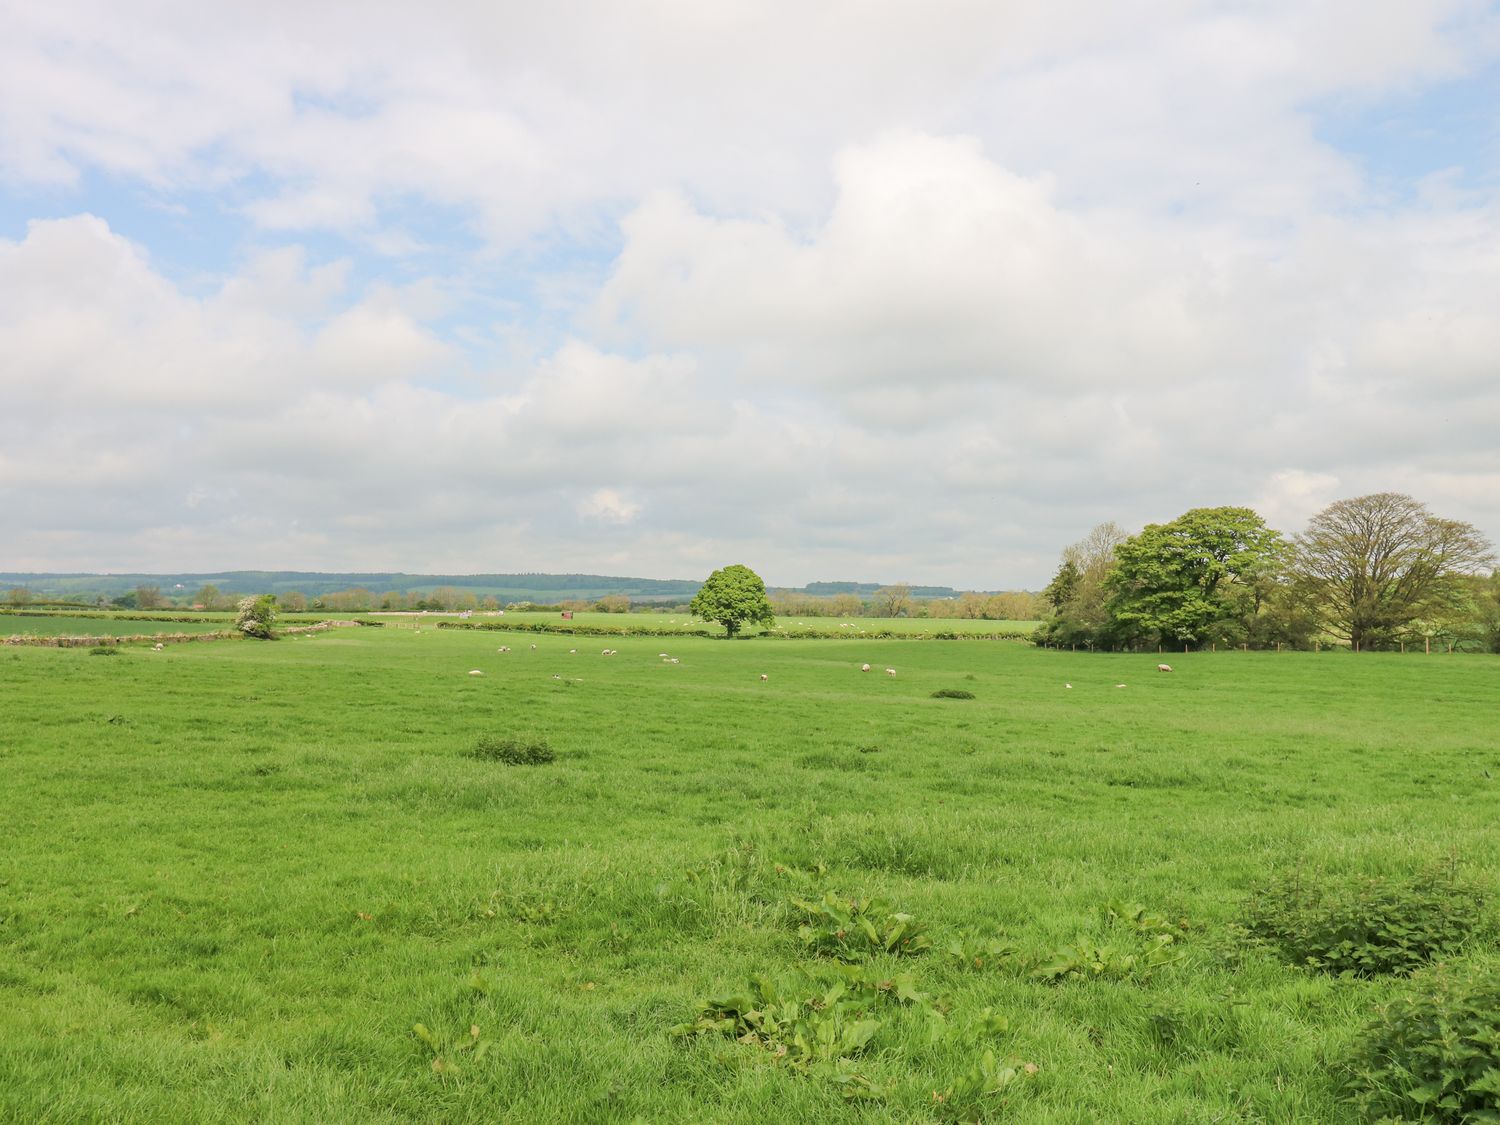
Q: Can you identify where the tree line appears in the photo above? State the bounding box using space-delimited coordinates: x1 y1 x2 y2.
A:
768 585 1045 621
1038 492 1499 652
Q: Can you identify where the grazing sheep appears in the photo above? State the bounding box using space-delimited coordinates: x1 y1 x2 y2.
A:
153 643 164 651
885 667 896 676
530 644 537 650
569 648 577 654
1157 663 1172 672
861 663 871 672
760 673 768 681
670 658 680 665
1065 682 1072 688
498 646 511 653
468 670 484 676
1115 683 1127 688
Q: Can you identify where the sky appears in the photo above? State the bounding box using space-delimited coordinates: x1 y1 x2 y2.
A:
3 1 1500 589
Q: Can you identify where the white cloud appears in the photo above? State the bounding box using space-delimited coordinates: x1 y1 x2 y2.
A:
3 3 1500 582
578 488 642 525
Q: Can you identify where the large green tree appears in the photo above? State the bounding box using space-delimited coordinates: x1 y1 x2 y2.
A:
1291 492 1494 651
690 564 775 637
1107 506 1286 647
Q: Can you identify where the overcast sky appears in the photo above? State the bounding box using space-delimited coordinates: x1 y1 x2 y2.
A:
4 1 1500 588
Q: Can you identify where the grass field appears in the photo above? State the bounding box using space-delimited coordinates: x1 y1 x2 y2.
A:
2 630 1496 1122
371 610 1039 638
0 613 233 638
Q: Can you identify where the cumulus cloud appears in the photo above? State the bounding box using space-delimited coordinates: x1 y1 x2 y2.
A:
2 2 1500 583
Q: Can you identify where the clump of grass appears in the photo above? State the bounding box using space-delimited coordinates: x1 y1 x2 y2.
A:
1345 962 1500 1122
469 735 555 765
89 645 120 656
931 688 976 700
1242 862 1486 976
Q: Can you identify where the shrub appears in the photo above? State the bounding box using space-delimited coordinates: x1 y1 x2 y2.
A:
1345 962 1500 1122
88 645 119 656
931 688 976 699
235 595 278 639
470 735 555 765
1242 864 1486 976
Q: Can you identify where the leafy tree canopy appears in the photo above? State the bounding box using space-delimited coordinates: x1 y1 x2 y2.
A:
1107 506 1286 645
690 564 775 638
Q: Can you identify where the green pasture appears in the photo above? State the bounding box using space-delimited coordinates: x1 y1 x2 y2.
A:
1 630 1496 1122
0 612 233 638
369 610 1038 637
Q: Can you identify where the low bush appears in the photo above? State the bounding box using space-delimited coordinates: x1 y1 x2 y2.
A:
469 735 555 765
1345 962 1500 1122
1242 863 1486 976
930 688 976 699
88 645 119 656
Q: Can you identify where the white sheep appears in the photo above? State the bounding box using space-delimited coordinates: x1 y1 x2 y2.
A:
861 663 871 672
153 643 164 651
760 673 768 681
1157 663 1173 672
468 670 484 676
1115 683 1127 689
885 667 896 676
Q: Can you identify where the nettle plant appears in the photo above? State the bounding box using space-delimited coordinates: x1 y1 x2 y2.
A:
468 735 555 765
1345 962 1500 1123
1242 863 1487 976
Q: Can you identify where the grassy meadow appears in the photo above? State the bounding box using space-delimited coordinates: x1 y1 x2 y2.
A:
0 612 233 638
2 628 1497 1122
370 610 1038 638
